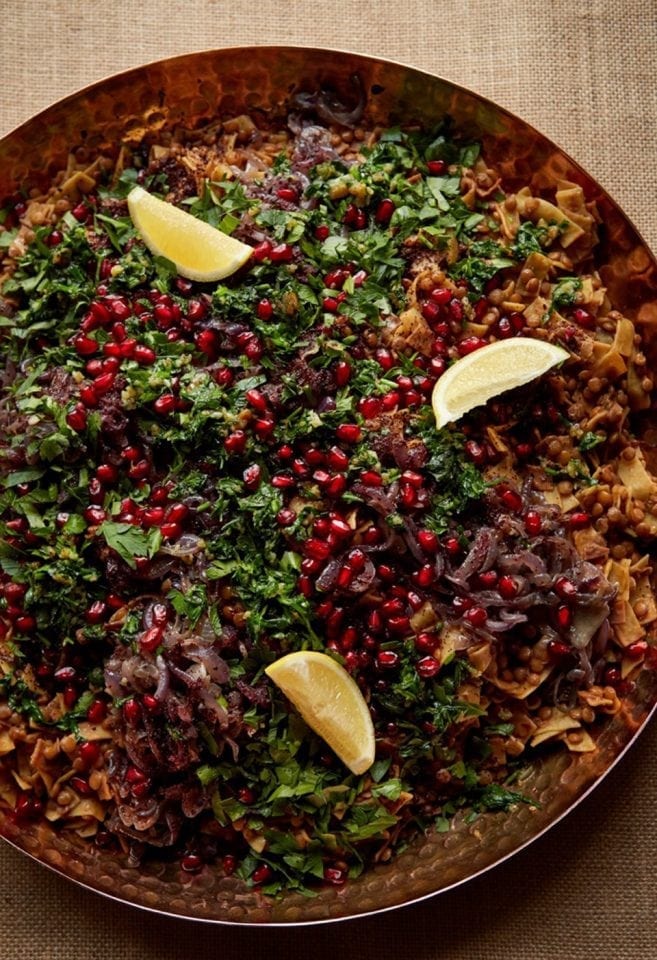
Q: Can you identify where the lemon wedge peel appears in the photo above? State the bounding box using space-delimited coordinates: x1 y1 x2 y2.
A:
127 185 253 282
265 651 376 776
431 337 569 429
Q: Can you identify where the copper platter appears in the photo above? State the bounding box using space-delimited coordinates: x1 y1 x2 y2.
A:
1 46 656 926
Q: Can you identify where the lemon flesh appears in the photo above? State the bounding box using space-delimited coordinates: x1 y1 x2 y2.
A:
127 185 253 282
432 337 569 429
265 651 376 775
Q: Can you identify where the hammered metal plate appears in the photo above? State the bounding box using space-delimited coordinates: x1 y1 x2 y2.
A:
1 46 656 925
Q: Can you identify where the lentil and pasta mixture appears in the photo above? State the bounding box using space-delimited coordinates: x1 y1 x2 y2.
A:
0 103 655 895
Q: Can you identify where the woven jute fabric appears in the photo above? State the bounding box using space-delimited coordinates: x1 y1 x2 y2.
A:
1 2 656 958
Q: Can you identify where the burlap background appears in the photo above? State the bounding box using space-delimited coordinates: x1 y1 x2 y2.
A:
1 1 656 957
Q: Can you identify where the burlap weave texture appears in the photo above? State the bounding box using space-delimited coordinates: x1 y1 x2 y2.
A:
0 2 656 958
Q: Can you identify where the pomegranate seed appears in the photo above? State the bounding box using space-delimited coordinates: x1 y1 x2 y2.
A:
79 741 100 768
313 469 330 486
123 699 141 723
381 390 400 411
119 339 137 359
426 159 446 174
85 600 107 624
422 300 441 324
555 605 573 630
358 396 382 419
160 522 182 540
150 485 170 505
449 299 464 322
377 650 400 669
253 417 276 439
336 423 362 444
458 336 487 356
142 694 159 712
327 446 349 471
417 529 439 553
573 307 595 328
96 463 118 484
252 864 272 885
93 372 115 395
277 187 298 203
322 296 339 312
187 298 208 321
548 639 572 660
464 440 487 466
244 337 263 361
223 854 238 875
243 464 262 490
375 347 394 370
498 575 518 599
452 596 473 613
128 459 150 481
133 344 156 365
569 511 590 530
70 776 92 796
334 360 352 386
464 606 487 627
272 473 296 489
86 699 107 724
524 510 542 535
72 202 88 221
165 503 188 524
140 627 163 653
141 507 165 527
627 640 648 660
224 430 247 454
415 633 438 654
330 518 351 538
196 329 218 356
515 442 534 459
181 854 203 874
430 286 452 305
270 243 294 262
496 316 514 338
400 484 416 508
63 685 78 708
212 367 233 388
510 312 525 332
336 566 353 589
387 615 411 634
84 506 106 525
256 298 273 320
314 225 330 241
604 665 622 686
73 334 98 356
416 656 440 678
412 564 435 588
4 582 26 603
292 458 310 478
360 469 382 486
153 393 178 416
500 487 523 513
325 267 349 289
304 539 331 561
252 240 272 262
555 576 577 601
375 198 395 225
276 508 296 526
245 388 268 413
107 297 132 321
444 536 462 557
79 385 98 407
85 358 103 376
15 614 36 633
430 357 446 377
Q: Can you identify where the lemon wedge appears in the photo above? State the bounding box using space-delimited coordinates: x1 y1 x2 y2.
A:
431 337 569 429
127 185 253 282
265 651 375 775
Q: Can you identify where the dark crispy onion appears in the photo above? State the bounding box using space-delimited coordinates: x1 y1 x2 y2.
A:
291 74 366 128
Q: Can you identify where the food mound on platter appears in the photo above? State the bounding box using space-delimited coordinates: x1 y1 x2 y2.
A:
0 100 654 897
